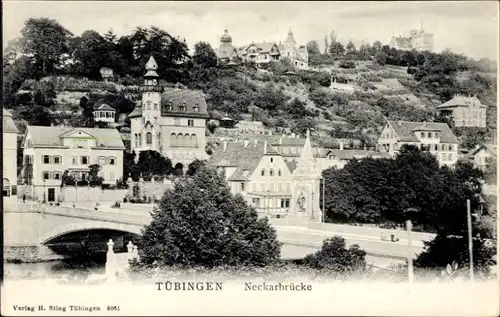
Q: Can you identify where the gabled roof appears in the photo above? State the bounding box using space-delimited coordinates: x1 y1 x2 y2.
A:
437 95 486 109
209 140 281 181
381 78 405 90
246 42 280 54
3 109 19 133
94 103 115 111
24 126 125 149
463 144 497 160
387 121 459 144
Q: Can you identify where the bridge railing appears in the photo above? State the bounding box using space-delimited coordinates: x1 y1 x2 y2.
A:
105 239 139 279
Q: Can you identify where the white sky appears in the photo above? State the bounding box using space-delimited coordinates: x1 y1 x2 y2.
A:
3 1 499 60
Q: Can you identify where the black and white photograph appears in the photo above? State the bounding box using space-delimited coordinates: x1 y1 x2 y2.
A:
1 1 499 315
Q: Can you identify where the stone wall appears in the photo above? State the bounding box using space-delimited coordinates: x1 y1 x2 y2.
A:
17 185 128 203
125 178 174 201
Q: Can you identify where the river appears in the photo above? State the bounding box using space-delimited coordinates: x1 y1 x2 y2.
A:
4 252 107 282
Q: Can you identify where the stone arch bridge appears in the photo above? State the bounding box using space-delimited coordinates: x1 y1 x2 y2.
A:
4 203 426 265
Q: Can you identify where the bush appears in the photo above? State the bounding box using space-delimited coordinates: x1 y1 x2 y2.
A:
338 60 356 69
136 166 282 268
303 236 367 275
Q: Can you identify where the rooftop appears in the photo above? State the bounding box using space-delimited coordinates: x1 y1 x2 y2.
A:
437 95 486 109
3 109 19 133
387 121 459 144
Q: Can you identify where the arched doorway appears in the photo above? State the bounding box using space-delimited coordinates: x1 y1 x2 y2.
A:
173 163 184 176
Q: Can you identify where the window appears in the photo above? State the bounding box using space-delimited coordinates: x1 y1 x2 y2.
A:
180 102 186 111
261 169 265 176
43 155 50 164
252 198 261 206
146 132 152 145
109 157 116 165
106 112 111 118
81 156 89 165
188 120 194 127
240 182 245 191
441 144 446 151
270 169 274 176
427 132 432 138
434 132 439 139
193 104 199 112
434 144 438 151
72 156 78 165
448 153 453 161
260 183 265 191
43 172 50 180
190 134 197 147
54 172 61 180
283 147 288 154
174 118 181 126
286 183 291 192
280 198 290 208
135 134 139 147
138 134 142 146
278 169 281 176
269 183 274 191
420 132 425 138
99 156 106 165
270 157 274 163
170 133 177 147
166 102 173 111
448 144 453 151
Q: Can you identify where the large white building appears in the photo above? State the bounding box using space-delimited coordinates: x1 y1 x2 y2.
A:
278 28 309 70
21 126 125 202
436 95 487 128
128 56 209 171
209 130 322 221
389 23 433 52
3 109 19 204
376 121 459 166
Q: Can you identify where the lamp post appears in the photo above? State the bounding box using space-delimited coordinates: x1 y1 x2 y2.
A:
43 180 46 203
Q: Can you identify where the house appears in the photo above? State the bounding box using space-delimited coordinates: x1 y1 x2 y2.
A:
100 67 114 82
128 56 209 171
436 95 487 128
21 126 125 202
324 148 392 170
389 23 434 52
461 144 497 170
93 103 116 124
238 42 281 65
377 121 459 166
278 28 309 70
3 109 19 204
209 130 322 221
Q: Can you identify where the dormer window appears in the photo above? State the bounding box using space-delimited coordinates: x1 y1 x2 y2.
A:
179 102 186 111
193 103 199 112
166 102 173 111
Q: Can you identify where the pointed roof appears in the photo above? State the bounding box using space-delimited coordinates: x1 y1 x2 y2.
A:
144 56 159 78
292 129 321 178
285 28 296 45
3 109 19 133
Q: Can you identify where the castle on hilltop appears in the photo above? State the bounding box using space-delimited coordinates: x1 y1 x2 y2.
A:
389 22 434 52
216 28 309 70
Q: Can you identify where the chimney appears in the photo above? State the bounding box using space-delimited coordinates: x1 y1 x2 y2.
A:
223 141 228 152
243 139 249 148
339 141 344 150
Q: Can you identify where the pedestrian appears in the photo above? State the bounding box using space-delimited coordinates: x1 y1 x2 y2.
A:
23 194 26 204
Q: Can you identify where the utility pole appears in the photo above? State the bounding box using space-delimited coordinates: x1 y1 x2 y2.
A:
406 219 414 284
467 199 474 281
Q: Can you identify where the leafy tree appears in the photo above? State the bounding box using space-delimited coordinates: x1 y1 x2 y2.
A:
71 30 108 79
329 42 345 56
186 159 207 176
20 18 73 75
136 166 282 268
88 164 104 186
415 234 496 278
192 42 218 68
303 236 366 274
345 41 356 56
253 83 288 112
136 150 172 177
374 51 388 65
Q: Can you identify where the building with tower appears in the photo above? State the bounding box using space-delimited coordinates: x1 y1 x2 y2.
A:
389 22 434 52
278 28 309 70
128 56 210 173
216 28 240 65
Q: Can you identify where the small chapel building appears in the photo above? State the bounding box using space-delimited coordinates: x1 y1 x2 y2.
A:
208 129 322 222
128 56 209 172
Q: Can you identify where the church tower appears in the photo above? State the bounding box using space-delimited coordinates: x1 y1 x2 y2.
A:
291 129 322 222
283 27 297 59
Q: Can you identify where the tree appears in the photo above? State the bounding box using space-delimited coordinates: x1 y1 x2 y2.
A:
374 51 388 66
192 42 218 68
186 159 207 176
303 236 366 275
136 150 172 177
71 30 108 79
329 42 345 57
136 166 282 268
345 41 357 56
88 164 104 186
20 18 73 76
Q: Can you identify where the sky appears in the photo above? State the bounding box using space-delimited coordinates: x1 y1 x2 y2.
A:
3 1 499 60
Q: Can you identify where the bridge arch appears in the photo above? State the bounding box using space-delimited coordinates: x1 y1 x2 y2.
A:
40 221 143 245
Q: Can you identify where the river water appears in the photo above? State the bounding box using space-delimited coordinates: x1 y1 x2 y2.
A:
4 253 107 282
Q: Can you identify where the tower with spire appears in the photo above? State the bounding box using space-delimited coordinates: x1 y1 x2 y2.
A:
290 129 322 222
216 28 239 65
